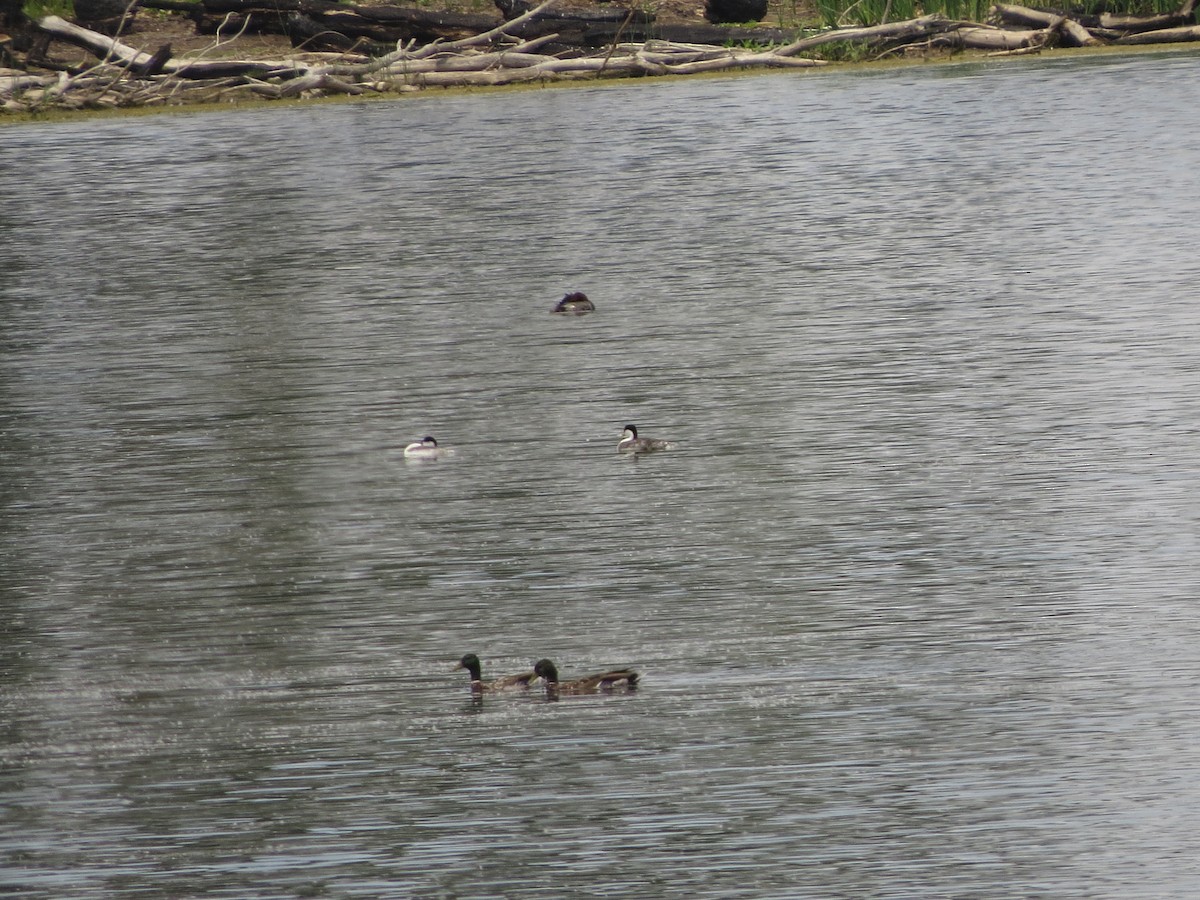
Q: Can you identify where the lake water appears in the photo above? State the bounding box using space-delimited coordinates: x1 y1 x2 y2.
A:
5 50 1200 898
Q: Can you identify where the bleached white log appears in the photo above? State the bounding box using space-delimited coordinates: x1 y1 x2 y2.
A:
951 24 1041 49
775 14 952 57
1115 23 1200 42
37 15 313 78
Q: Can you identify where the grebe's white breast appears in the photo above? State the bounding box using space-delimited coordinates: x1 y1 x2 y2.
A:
404 436 451 460
617 424 676 454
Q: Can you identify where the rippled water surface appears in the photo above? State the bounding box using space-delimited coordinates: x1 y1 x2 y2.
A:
5 52 1200 897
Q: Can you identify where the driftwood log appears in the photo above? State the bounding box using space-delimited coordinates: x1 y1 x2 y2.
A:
5 0 1200 113
1115 22 1200 42
992 0 1199 39
990 4 1100 44
30 13 317 75
158 0 803 53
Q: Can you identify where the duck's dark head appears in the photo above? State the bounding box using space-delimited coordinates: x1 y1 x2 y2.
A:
622 425 638 438
563 292 588 304
533 659 559 683
422 436 438 447
457 653 482 680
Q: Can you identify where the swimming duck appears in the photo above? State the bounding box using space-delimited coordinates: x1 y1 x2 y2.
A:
533 658 639 694
552 292 595 314
617 424 676 454
404 436 449 459
455 654 537 692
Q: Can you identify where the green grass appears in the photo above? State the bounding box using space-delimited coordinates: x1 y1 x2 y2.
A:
1071 0 1195 11
805 36 876 56
23 0 73 18
814 0 990 26
813 0 1188 26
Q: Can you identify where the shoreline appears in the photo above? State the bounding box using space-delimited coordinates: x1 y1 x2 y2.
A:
2 27 1195 127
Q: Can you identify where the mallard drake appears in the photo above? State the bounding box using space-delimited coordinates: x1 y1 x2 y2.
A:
404 436 450 459
551 292 595 314
455 654 537 692
533 659 639 694
617 424 676 454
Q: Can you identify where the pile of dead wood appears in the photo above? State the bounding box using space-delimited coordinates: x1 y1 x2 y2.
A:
3 0 1199 113
963 0 1200 49
160 0 1200 52
166 0 800 54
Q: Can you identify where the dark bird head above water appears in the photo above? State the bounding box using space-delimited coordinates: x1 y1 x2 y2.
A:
456 653 536 691
552 291 595 314
456 653 483 681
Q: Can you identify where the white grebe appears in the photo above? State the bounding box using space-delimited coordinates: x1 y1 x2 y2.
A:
403 435 450 459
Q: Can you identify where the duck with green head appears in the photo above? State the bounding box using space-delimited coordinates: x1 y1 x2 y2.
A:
455 654 537 692
533 659 639 695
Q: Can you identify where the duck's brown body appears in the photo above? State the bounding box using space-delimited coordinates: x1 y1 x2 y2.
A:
617 424 675 454
533 659 639 694
456 654 537 692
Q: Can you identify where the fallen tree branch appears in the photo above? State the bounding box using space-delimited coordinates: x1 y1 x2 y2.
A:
36 14 314 77
8 2 1200 114
992 4 1102 45
933 21 1046 49
408 0 560 58
1115 22 1200 42
775 14 953 56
